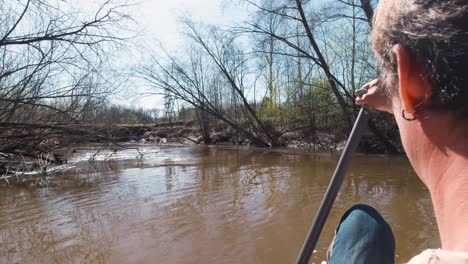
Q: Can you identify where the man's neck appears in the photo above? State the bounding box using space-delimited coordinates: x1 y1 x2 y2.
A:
419 117 468 252
429 157 468 252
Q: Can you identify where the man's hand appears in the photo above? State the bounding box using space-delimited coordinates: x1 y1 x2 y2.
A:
355 79 393 114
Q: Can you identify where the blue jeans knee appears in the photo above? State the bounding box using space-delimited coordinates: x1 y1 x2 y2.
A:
328 204 395 264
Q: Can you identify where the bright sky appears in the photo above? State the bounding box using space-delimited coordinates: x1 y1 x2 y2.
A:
137 0 247 47
113 0 249 110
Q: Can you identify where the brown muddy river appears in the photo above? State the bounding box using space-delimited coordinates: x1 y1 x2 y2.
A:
0 145 439 263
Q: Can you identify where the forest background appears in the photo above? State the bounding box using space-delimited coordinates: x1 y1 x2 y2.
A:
0 0 402 164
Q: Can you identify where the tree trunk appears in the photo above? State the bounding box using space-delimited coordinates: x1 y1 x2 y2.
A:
196 108 210 144
360 0 374 26
295 0 353 131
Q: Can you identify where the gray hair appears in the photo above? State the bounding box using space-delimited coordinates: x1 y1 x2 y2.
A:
372 0 468 115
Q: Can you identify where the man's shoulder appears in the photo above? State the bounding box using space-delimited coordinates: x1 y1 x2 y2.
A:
407 249 468 264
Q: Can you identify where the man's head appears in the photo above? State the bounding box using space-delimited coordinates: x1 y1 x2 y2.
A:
372 0 468 117
357 0 468 181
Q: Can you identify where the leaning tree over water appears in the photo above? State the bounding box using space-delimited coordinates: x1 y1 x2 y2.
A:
0 0 134 156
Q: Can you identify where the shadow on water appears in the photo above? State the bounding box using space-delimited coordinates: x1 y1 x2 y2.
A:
0 145 439 263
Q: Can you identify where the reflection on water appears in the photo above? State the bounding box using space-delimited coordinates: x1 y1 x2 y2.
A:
0 146 439 263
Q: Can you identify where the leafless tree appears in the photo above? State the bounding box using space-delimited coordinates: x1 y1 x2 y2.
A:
232 0 398 152
141 19 287 147
0 0 134 156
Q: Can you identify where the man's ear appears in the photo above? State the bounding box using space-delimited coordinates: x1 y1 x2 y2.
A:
392 44 431 114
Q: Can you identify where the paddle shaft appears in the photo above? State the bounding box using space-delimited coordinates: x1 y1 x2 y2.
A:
296 108 369 264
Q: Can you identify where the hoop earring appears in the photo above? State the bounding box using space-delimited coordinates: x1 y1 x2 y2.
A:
402 109 417 121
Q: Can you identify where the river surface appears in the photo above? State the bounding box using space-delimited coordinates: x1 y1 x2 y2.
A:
0 145 439 264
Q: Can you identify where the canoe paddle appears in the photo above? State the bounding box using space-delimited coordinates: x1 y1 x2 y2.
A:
296 90 369 264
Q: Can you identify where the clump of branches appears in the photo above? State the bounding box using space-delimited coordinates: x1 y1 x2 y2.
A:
0 0 135 157
140 20 283 147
